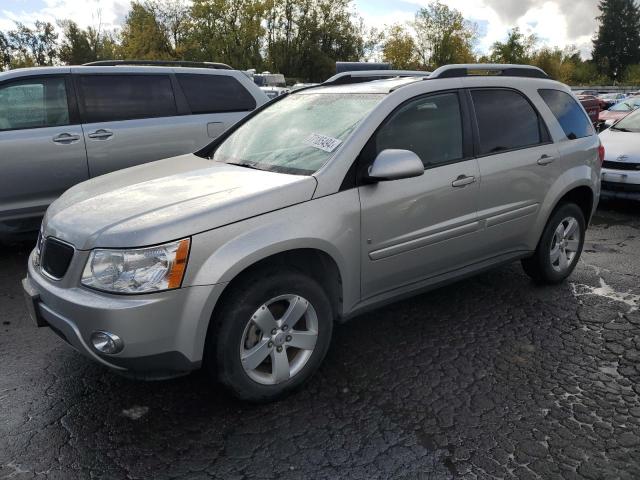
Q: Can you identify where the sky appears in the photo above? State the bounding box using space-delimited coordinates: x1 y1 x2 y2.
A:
0 0 600 59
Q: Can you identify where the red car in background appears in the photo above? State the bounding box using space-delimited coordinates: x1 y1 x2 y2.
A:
577 95 601 126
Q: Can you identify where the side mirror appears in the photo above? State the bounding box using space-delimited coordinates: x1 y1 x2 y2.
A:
367 149 424 182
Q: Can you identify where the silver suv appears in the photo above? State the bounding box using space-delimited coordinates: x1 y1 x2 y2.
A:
23 64 602 402
0 61 268 235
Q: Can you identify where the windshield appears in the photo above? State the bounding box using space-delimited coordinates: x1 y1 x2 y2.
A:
213 93 384 175
612 108 640 132
610 99 640 111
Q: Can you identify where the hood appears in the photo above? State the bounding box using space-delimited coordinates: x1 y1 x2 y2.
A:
44 154 317 249
599 129 640 164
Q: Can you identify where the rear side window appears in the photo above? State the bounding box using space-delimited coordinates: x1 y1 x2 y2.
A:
176 74 256 114
0 77 69 131
79 75 177 123
538 89 593 140
471 89 544 155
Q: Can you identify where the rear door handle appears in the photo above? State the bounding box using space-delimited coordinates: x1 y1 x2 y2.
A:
88 129 113 140
452 175 476 188
52 133 80 144
537 154 555 166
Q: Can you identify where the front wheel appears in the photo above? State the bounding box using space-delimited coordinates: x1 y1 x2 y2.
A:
207 268 333 402
522 203 586 284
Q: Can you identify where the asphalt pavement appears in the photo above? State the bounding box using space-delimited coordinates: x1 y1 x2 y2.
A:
1 200 639 479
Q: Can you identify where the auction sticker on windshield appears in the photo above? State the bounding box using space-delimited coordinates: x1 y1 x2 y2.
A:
304 133 342 153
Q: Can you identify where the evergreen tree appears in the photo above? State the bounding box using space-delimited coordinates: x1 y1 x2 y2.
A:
592 0 640 80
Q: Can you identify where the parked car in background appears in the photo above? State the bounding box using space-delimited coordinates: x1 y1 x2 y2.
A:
0 61 268 236
599 108 640 200
24 64 600 402
260 86 290 100
575 89 600 97
597 97 640 130
251 72 286 88
291 82 320 91
576 94 601 125
598 92 627 109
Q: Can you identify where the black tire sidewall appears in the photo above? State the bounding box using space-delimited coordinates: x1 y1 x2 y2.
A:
535 203 586 283
212 269 333 402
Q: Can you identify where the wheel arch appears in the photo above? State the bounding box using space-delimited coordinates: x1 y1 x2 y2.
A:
200 247 344 363
533 175 595 251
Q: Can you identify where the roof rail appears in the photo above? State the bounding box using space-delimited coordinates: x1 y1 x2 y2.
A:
323 70 430 86
429 64 548 79
82 60 233 70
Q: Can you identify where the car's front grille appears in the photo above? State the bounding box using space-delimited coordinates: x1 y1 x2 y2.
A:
603 160 640 171
41 238 74 279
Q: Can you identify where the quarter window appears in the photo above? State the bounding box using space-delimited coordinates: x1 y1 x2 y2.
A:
0 77 69 131
79 75 177 123
538 89 593 140
176 74 256 114
471 89 543 155
375 92 464 168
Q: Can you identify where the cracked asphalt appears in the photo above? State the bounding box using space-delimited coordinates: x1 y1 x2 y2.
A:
1 200 639 479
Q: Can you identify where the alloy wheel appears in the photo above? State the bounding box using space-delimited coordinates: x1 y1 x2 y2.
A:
239 294 318 385
549 216 581 273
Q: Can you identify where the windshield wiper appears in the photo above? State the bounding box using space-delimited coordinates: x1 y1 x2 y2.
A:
226 162 263 171
610 126 632 132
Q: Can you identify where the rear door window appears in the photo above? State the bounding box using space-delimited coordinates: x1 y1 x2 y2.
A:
471 89 544 155
0 77 69 131
538 89 594 139
78 75 177 123
176 73 256 114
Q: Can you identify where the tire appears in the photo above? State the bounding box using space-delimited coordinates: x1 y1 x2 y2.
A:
521 202 586 285
206 267 334 402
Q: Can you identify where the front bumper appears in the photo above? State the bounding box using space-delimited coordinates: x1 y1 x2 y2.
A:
601 170 640 201
24 249 226 379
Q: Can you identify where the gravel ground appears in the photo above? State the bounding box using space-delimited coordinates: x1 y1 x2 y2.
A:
1 200 639 479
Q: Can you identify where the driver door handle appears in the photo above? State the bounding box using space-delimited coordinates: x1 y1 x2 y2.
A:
452 175 476 188
52 133 80 144
88 129 113 140
537 154 555 166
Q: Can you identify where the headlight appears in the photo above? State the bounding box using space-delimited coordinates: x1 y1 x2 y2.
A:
81 238 190 294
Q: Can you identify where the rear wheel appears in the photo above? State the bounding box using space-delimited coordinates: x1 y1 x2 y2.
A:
522 203 586 284
207 268 333 402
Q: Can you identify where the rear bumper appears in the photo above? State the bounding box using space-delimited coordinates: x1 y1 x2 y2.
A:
24 250 226 379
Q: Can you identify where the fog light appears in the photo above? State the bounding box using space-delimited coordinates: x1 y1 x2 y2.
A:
90 331 124 354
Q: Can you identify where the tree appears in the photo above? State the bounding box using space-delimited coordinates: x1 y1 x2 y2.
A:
8 21 58 67
0 31 10 70
264 0 364 82
592 0 640 80
189 0 266 68
58 20 96 64
146 0 192 58
120 2 173 59
490 27 537 64
622 64 640 84
530 46 577 83
413 1 476 69
381 24 420 70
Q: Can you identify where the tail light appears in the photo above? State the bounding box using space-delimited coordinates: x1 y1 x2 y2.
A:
598 142 605 166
